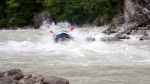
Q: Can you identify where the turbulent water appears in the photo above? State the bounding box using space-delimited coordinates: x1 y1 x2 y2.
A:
0 24 150 84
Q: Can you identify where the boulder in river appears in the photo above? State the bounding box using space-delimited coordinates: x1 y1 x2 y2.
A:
86 37 95 42
41 76 69 84
33 12 56 28
0 69 70 84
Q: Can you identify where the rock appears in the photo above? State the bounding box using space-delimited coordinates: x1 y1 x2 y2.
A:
132 29 147 35
113 15 125 25
0 78 19 84
0 71 7 77
92 15 104 26
85 37 95 42
100 36 119 41
32 75 43 83
19 78 34 84
41 76 69 84
139 34 150 40
7 69 24 81
124 0 150 25
117 34 130 39
102 30 111 35
0 69 24 81
0 69 70 84
125 36 130 39
102 23 118 35
147 25 150 30
33 12 55 28
138 27 148 30
92 15 110 26
117 34 126 39
23 74 32 79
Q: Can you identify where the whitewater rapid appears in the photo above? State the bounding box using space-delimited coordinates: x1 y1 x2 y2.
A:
0 25 150 84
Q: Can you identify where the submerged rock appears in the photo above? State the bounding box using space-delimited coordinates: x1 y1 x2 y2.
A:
86 37 95 42
41 76 69 84
100 36 119 42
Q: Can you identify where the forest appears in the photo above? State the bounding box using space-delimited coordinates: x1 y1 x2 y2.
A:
0 0 124 27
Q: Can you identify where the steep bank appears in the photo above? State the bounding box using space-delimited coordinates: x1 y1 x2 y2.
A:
124 0 150 26
100 0 150 41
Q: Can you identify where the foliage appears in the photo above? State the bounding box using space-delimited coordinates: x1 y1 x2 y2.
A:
0 0 124 27
0 19 8 27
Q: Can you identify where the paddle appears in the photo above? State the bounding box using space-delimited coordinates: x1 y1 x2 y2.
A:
70 27 74 31
49 30 54 34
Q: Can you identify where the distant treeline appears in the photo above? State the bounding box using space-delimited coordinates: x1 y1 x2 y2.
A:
0 0 124 27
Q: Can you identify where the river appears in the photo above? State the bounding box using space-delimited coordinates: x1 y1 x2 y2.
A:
0 24 150 84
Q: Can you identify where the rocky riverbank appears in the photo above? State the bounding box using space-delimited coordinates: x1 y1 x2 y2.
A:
98 0 150 41
0 69 69 84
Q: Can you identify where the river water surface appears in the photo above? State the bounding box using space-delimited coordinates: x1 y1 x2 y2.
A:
0 25 150 84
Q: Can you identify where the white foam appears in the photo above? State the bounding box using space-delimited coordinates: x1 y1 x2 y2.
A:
0 22 150 66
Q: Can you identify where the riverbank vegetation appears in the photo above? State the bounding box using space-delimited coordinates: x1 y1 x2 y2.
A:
0 0 124 27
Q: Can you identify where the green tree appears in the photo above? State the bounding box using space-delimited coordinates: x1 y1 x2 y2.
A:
0 0 124 27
